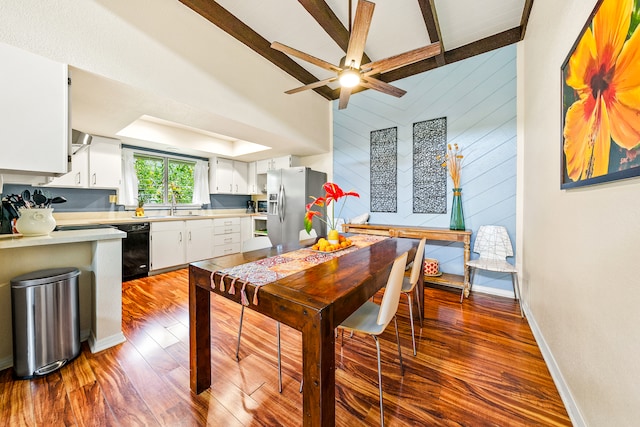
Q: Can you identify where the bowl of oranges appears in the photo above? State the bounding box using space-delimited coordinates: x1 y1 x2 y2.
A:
311 235 353 253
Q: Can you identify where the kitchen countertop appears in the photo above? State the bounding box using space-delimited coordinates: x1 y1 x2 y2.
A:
0 228 126 250
53 210 262 227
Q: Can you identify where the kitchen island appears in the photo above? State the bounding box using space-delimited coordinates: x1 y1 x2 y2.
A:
0 228 126 370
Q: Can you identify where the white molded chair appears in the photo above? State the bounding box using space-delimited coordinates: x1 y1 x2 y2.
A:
338 251 409 427
236 236 287 392
299 228 317 245
465 225 524 317
400 238 426 356
242 235 272 253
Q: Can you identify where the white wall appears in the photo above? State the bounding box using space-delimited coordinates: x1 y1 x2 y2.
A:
522 0 640 425
0 0 331 157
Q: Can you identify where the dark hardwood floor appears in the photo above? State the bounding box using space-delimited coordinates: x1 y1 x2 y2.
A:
0 268 571 426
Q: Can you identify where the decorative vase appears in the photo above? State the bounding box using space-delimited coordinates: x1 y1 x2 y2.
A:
327 229 340 245
16 208 56 236
450 188 465 231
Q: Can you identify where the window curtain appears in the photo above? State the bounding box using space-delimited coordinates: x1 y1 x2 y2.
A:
192 160 210 205
121 149 138 206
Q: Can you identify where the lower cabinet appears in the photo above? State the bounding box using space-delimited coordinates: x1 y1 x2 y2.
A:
213 217 241 257
186 220 214 263
149 216 252 270
150 219 213 271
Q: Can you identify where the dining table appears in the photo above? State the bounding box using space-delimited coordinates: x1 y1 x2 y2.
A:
189 234 422 427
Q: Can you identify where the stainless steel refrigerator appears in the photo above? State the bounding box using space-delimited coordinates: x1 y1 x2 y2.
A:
267 167 327 246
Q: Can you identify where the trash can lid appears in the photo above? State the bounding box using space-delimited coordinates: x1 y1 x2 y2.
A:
11 267 80 288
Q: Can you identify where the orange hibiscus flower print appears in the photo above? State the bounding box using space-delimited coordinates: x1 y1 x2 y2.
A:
563 0 640 182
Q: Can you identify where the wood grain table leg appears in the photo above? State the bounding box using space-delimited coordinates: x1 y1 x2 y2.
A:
301 308 335 427
189 268 211 394
463 236 471 299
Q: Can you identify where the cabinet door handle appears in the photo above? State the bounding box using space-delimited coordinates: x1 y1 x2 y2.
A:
229 184 232 192
224 237 232 243
179 232 183 242
92 173 97 185
235 184 238 193
75 172 81 185
188 231 192 241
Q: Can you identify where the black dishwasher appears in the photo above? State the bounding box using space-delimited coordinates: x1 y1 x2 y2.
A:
114 222 150 281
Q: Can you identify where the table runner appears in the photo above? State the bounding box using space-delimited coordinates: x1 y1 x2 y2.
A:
210 234 387 306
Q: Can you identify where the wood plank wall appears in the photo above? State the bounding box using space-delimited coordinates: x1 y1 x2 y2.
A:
333 45 517 294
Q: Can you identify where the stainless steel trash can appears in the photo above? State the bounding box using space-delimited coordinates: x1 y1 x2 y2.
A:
11 267 81 379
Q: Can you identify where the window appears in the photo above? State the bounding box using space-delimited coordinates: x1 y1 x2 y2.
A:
134 153 196 205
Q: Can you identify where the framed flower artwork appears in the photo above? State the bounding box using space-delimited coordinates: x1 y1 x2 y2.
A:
561 0 640 189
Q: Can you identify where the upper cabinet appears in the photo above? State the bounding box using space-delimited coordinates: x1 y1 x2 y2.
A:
255 155 300 175
209 157 248 194
0 43 70 176
88 136 122 188
45 135 122 189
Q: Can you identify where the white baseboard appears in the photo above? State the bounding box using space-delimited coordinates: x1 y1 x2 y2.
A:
0 354 12 371
525 305 585 427
88 332 126 353
472 284 515 299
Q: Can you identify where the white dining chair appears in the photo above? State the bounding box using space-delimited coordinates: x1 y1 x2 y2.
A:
400 238 426 356
236 236 287 392
337 251 409 427
299 228 317 245
242 235 272 253
465 225 524 317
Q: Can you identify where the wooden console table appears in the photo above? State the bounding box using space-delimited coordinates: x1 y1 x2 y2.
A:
343 223 473 301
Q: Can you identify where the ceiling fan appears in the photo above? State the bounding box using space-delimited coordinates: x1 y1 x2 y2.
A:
271 0 441 109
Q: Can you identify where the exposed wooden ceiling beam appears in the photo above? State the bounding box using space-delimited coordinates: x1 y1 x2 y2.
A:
520 0 535 39
297 0 372 65
417 0 445 66
330 27 523 99
178 0 334 100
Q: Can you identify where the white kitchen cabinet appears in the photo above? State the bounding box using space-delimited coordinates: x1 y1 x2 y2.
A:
151 219 214 270
44 135 121 189
272 155 299 170
255 159 271 175
89 136 122 188
150 221 185 271
240 216 252 243
247 162 267 194
232 161 248 194
255 155 300 174
0 42 70 176
44 148 89 188
213 217 241 257
185 219 214 263
209 157 248 194
247 162 257 194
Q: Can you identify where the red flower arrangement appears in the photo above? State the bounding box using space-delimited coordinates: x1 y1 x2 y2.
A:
304 182 360 233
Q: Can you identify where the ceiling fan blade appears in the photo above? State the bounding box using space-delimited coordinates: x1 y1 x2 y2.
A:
344 0 375 69
361 42 442 76
285 76 338 94
360 77 406 98
271 41 342 73
338 87 353 110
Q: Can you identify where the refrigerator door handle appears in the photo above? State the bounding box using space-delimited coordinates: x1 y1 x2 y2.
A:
278 184 286 222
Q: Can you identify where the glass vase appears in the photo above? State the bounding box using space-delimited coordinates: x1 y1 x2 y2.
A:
450 188 465 231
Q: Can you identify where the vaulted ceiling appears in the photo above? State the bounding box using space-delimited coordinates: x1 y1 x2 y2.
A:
179 0 533 102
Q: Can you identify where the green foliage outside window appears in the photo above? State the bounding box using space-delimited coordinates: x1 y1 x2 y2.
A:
134 153 195 205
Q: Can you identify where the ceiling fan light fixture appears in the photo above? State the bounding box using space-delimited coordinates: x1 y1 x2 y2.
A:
339 69 360 88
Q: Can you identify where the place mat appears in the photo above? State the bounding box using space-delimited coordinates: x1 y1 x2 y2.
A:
210 234 387 306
